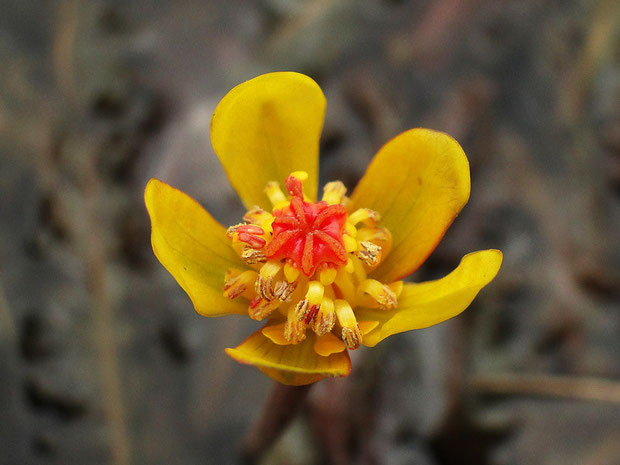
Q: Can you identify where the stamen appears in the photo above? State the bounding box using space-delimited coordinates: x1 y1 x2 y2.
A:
294 281 324 323
322 181 347 205
357 227 392 258
223 269 257 299
311 297 336 336
265 181 287 208
345 222 357 237
356 241 382 266
284 306 307 343
334 299 362 350
343 234 358 253
248 296 280 321
319 266 337 286
283 261 300 283
243 206 273 228
273 280 297 302
356 279 398 309
348 208 381 228
241 247 267 264
255 260 282 300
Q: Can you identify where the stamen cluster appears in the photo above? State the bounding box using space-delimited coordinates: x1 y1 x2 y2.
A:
224 171 402 351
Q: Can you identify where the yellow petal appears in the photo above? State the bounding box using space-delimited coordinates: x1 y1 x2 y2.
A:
313 333 346 357
225 330 351 385
145 179 246 317
210 72 325 209
350 128 470 282
359 250 502 347
358 320 379 335
261 323 291 345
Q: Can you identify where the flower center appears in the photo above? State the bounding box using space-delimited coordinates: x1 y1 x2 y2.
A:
265 175 348 277
223 171 402 352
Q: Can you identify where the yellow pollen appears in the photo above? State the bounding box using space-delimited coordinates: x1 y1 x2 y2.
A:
356 241 382 266
256 260 282 300
334 299 362 349
248 298 280 321
357 279 399 309
223 269 257 299
285 307 307 343
241 247 267 264
274 280 297 301
311 297 336 336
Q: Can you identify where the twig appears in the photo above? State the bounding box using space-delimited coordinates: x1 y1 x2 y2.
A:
469 373 620 404
241 382 313 464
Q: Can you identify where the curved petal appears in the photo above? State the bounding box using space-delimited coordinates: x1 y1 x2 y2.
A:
225 330 351 385
359 250 502 347
350 128 470 282
145 179 247 317
210 72 325 209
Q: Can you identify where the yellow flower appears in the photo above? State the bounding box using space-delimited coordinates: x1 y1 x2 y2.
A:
145 72 502 386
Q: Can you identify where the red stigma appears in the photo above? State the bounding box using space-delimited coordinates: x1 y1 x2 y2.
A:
265 181 348 277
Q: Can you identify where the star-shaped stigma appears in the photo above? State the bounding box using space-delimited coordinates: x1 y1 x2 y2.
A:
264 176 348 276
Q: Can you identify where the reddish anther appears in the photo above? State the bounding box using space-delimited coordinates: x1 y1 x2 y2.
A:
236 224 266 248
238 232 266 249
304 304 320 324
285 175 304 198
265 195 348 277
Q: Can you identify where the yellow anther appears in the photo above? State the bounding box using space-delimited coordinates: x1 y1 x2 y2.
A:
248 298 280 321
285 306 307 343
356 241 382 266
345 222 357 237
290 171 309 183
223 269 258 299
283 262 300 283
319 267 337 286
343 234 358 253
311 297 336 336
256 260 282 300
345 258 355 273
348 208 381 228
265 181 287 208
334 299 362 350
225 223 244 239
356 279 398 309
294 281 324 322
241 247 267 264
357 227 392 257
274 280 297 302
243 206 273 230
322 181 347 205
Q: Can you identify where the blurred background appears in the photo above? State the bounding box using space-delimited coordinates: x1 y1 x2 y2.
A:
1 0 619 464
